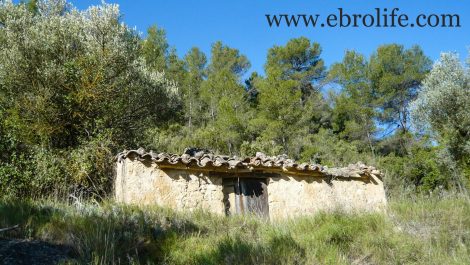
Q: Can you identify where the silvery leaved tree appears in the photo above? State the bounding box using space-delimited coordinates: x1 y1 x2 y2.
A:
0 0 178 198
411 52 470 189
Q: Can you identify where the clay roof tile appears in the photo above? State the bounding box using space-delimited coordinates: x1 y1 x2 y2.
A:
116 148 382 179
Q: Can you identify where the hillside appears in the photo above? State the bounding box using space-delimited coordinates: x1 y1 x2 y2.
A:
1 196 469 264
0 1 469 264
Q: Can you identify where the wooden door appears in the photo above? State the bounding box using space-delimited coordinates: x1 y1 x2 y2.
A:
223 177 269 218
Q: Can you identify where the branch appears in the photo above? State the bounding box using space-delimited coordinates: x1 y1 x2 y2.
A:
0 224 19 233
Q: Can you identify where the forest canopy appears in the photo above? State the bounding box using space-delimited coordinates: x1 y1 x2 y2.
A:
0 0 469 199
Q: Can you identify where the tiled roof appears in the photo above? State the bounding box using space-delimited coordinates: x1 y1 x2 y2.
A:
117 148 383 179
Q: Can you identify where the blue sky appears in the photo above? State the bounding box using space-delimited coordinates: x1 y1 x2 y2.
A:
71 0 468 75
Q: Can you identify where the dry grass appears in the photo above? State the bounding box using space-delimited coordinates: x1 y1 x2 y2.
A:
0 195 469 264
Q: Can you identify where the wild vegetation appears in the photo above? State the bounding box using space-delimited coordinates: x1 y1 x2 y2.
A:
0 1 469 264
1 195 469 264
1 0 468 199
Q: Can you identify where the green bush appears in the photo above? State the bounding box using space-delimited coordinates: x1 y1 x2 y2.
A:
379 146 447 195
407 148 446 192
300 129 368 166
0 132 114 199
0 116 35 198
0 153 34 199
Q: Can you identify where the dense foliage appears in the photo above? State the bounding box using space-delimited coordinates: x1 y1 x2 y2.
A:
411 53 470 191
0 0 468 199
0 0 177 198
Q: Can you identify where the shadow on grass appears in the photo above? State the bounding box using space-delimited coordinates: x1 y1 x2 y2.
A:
192 233 306 265
0 238 77 265
0 199 203 264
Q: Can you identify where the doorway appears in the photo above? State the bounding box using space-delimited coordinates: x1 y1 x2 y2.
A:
223 177 269 218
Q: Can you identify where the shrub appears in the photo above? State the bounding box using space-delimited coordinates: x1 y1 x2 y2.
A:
0 0 177 200
379 145 448 195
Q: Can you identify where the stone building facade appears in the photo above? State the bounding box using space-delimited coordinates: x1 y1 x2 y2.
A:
115 148 387 219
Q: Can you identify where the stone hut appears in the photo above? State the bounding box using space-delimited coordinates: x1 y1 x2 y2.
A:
115 148 387 220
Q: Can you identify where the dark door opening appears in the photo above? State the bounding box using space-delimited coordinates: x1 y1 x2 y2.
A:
223 177 269 218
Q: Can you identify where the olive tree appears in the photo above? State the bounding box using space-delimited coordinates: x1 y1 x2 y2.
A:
411 52 470 188
0 0 178 198
0 0 178 148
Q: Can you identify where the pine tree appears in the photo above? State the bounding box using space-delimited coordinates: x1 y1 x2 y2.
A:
197 41 251 154
329 51 376 155
252 37 328 157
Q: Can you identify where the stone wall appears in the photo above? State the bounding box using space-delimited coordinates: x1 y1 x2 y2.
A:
115 158 387 219
115 158 225 214
267 175 387 220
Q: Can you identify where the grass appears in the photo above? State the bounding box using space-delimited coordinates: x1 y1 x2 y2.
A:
0 195 469 264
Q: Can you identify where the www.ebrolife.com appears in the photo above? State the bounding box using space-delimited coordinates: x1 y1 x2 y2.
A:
266 8 461 28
